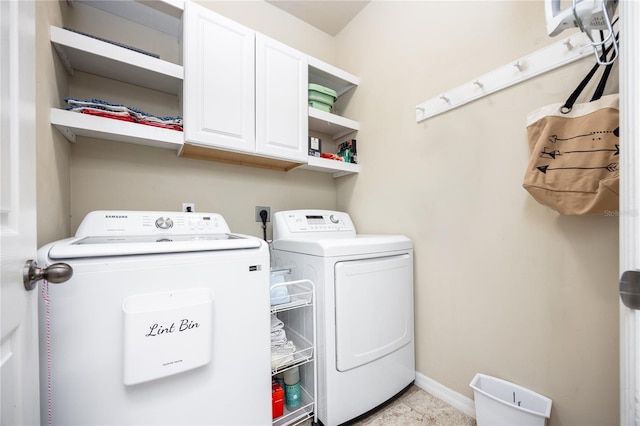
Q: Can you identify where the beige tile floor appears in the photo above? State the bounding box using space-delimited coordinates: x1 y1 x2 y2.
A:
308 385 477 426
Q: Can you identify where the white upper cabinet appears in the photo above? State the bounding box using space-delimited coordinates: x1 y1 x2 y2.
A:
255 34 308 163
182 2 307 167
183 0 255 153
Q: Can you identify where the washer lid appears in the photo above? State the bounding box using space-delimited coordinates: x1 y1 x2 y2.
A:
48 210 263 259
48 233 262 259
272 234 412 257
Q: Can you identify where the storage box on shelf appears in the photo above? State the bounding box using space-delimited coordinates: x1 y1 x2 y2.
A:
50 1 184 151
270 272 317 426
308 83 337 112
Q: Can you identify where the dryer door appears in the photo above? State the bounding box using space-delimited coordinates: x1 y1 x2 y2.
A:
334 254 413 372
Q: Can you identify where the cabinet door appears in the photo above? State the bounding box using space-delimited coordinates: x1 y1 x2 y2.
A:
184 1 255 153
255 34 308 162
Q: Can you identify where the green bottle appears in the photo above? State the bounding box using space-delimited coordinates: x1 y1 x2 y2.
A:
284 367 301 409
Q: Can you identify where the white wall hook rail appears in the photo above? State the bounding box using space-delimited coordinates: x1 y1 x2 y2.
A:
415 32 594 123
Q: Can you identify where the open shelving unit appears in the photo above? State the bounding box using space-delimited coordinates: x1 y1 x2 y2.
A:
302 57 360 177
270 275 317 426
49 0 184 151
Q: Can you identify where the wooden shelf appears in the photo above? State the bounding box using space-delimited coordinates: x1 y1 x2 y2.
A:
51 108 183 150
50 26 183 95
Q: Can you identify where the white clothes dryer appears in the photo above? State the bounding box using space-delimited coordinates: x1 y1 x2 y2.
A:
272 210 415 426
36 211 271 425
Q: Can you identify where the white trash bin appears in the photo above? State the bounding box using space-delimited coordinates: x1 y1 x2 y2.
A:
470 373 552 426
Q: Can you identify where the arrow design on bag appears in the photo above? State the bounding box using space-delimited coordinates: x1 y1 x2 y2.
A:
536 162 618 174
548 127 619 144
548 133 594 143
540 144 619 159
565 145 619 155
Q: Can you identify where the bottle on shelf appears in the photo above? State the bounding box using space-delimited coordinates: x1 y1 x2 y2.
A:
284 366 301 409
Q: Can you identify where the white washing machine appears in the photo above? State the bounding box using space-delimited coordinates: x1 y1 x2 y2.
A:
36 211 271 425
271 210 415 426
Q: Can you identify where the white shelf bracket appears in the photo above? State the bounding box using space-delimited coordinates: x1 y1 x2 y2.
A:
54 124 77 143
415 32 595 123
51 43 75 76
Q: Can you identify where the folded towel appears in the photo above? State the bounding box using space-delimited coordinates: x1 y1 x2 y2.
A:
270 286 290 305
271 340 296 369
271 314 287 346
270 274 290 305
271 329 287 346
271 314 284 330
64 97 183 130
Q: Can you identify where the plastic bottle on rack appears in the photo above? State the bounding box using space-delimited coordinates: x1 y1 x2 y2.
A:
284 367 301 409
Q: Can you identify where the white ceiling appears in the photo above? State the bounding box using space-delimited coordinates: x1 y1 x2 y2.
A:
265 1 370 36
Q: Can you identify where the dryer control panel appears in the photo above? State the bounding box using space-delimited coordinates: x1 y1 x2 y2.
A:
273 210 356 240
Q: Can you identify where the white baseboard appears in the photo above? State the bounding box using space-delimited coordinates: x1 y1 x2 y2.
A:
414 372 476 418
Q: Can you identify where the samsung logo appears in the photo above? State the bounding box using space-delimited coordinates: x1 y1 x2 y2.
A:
105 215 128 219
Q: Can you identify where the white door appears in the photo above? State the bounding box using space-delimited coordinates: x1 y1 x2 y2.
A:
619 2 640 425
0 1 39 425
255 33 308 162
183 1 255 153
334 255 413 372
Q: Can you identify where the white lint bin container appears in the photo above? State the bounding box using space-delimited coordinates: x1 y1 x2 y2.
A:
470 373 552 426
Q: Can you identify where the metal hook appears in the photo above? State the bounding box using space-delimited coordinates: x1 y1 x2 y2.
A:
473 80 484 88
439 94 450 103
513 61 523 71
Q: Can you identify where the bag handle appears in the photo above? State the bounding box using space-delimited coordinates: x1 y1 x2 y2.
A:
561 31 619 114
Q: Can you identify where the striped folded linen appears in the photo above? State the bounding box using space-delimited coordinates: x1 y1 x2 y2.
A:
64 97 183 131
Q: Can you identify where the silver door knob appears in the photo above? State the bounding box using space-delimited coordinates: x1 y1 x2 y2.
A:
23 260 73 291
620 270 640 310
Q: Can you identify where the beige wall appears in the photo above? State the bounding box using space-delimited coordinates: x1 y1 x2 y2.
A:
69 139 337 236
36 1 71 246
36 1 620 424
335 2 619 425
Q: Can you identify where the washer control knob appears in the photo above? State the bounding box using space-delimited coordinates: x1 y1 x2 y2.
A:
329 215 339 224
155 217 173 229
